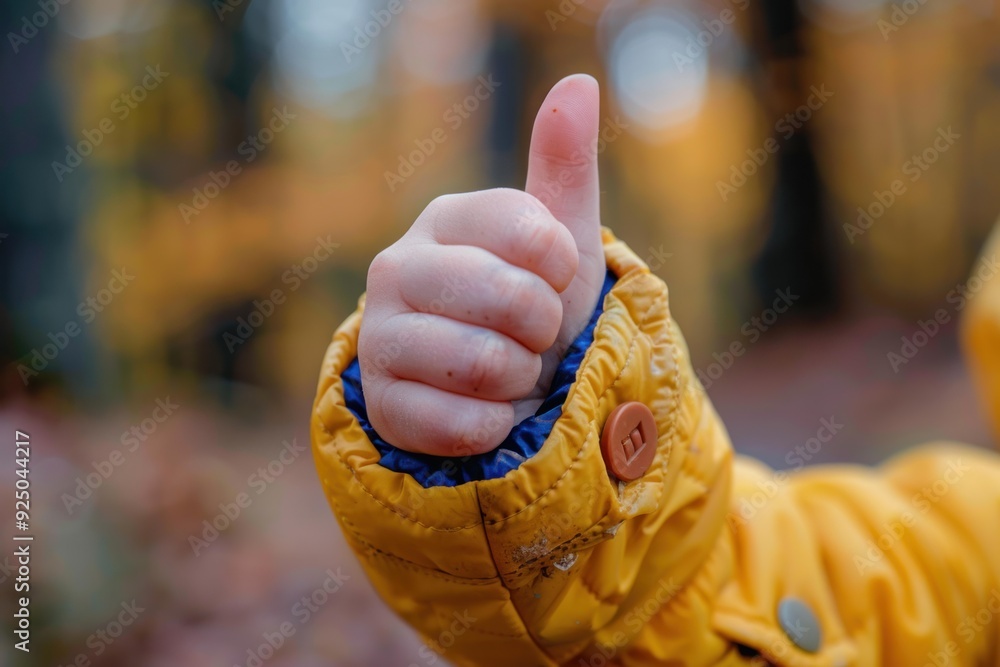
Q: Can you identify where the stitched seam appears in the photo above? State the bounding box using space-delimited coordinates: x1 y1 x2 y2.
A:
486 274 667 526
463 625 526 639
343 528 496 584
476 485 555 660
318 271 672 533
316 273 647 531
469 272 664 664
508 528 610 575
495 277 676 629
321 434 482 531
608 285 675 510
607 330 640 392
427 600 526 639
483 332 640 527
314 314 485 530
659 316 681 501
367 551 493 585
644 291 677 506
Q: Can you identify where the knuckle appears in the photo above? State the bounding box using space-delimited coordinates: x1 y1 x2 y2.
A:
531 144 584 171
358 312 415 377
367 248 402 288
466 334 510 391
512 207 576 288
487 186 529 203
520 213 560 261
495 269 534 317
423 193 462 227
421 193 483 242
491 188 548 221
520 190 550 211
427 193 456 212
357 328 391 378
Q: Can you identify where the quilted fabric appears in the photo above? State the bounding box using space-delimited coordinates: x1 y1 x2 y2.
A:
312 228 1000 666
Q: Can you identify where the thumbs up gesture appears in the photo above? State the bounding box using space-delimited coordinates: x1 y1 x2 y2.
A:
358 74 607 456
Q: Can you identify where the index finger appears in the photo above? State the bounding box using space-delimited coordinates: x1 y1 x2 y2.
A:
416 188 579 293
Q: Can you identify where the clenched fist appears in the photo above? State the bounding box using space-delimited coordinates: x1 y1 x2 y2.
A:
358 74 607 456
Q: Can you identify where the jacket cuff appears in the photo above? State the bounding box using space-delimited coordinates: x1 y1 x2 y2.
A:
311 228 733 665
337 272 617 487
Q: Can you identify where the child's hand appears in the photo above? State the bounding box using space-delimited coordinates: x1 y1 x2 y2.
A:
358 74 606 456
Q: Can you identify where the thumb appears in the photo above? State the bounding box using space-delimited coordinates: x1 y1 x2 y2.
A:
525 74 606 350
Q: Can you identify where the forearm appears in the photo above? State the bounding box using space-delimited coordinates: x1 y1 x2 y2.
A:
312 230 1000 667
311 230 737 665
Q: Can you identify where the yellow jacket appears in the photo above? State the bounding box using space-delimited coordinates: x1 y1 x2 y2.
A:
312 229 1000 666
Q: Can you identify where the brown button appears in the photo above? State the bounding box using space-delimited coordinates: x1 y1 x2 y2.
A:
600 402 657 481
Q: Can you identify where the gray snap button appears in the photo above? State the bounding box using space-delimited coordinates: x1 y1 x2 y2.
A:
777 597 821 653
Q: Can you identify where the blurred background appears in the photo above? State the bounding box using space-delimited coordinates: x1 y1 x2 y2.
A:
1 0 999 664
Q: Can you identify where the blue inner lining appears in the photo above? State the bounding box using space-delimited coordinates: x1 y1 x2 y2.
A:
341 271 615 487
